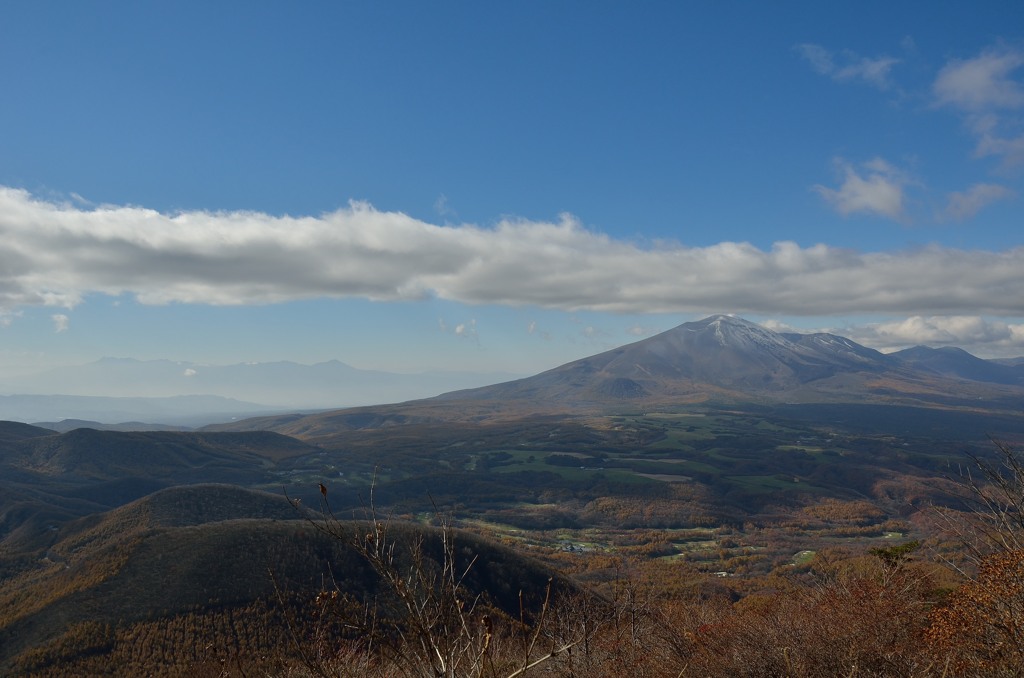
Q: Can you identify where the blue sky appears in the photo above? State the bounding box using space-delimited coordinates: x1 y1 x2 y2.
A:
1 2 1023 382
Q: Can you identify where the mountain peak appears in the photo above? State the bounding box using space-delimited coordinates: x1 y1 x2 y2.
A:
675 315 795 354
693 314 762 330
705 313 752 323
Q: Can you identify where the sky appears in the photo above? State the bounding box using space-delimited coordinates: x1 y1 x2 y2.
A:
1 1 1024 384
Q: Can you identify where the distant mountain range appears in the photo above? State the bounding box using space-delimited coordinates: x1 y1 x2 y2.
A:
3 315 1022 429
0 394 284 428
225 315 1024 437
0 358 523 426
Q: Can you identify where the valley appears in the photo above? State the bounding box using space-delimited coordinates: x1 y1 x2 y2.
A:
2 316 1023 675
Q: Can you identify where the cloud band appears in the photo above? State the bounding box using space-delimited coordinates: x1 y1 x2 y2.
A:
2 187 1023 317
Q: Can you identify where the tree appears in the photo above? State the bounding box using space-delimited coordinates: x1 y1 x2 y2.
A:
926 440 1024 674
287 482 580 678
926 548 1024 675
935 439 1024 566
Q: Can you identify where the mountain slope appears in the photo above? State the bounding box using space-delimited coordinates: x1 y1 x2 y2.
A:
891 345 1024 386
8 428 317 479
0 485 571 676
0 421 56 444
434 314 1007 408
0 427 321 552
221 315 1024 439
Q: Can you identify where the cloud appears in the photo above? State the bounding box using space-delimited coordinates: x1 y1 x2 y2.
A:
934 46 1024 111
51 314 69 333
845 316 1024 356
626 325 659 337
0 310 19 328
183 368 197 377
453 319 478 343
3 186 1024 317
527 320 551 341
439 316 478 342
760 315 1024 358
796 43 899 89
69 193 94 207
944 183 1015 220
434 194 457 219
934 46 1024 167
813 158 911 220
969 113 1024 167
796 44 835 74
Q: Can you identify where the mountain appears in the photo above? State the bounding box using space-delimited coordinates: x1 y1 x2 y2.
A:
0 393 281 428
0 426 320 552
28 419 192 433
219 315 1024 439
433 314 1019 409
891 345 1024 386
0 357 523 414
0 420 56 444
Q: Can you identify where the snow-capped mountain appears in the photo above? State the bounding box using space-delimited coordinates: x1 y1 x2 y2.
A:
432 314 1023 409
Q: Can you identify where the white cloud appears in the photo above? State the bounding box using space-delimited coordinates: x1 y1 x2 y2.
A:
969 113 1024 167
527 320 552 341
846 316 1024 356
813 158 911 220
51 314 69 333
836 56 900 89
2 187 1024 318
760 319 804 333
934 46 1024 111
934 46 1024 168
626 325 659 337
976 131 1024 167
796 44 899 89
945 183 1015 220
440 317 478 342
183 368 197 377
758 315 1024 358
434 194 457 219
796 44 835 75
454 319 478 343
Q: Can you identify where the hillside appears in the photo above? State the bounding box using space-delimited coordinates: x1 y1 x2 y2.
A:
0 427 321 554
0 484 571 676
